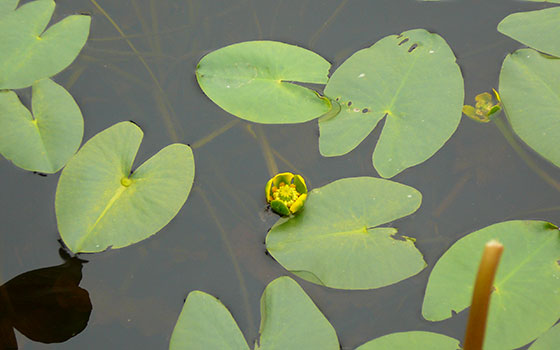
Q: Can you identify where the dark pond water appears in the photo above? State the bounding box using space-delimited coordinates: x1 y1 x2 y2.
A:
1 0 559 348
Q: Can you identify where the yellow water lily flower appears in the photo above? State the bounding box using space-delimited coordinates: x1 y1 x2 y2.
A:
462 90 502 123
265 172 308 216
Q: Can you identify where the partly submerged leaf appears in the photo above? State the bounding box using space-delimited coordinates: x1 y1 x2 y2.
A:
55 122 195 253
169 277 339 350
422 220 560 350
498 7 560 57
499 49 560 168
256 277 339 350
320 29 464 178
169 291 249 350
356 331 461 350
0 78 83 173
529 323 560 350
266 177 425 290
196 41 331 124
0 0 91 89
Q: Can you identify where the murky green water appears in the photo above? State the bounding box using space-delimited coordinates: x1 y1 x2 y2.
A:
1 0 558 348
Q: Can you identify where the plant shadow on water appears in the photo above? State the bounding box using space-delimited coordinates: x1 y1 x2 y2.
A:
1 0 560 349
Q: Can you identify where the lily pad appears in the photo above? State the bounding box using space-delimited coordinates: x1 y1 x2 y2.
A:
169 276 339 350
0 0 91 89
529 323 560 350
266 177 426 290
498 7 560 58
499 49 560 168
0 78 83 173
0 0 18 17
319 29 464 178
55 122 195 253
422 220 560 350
196 41 331 124
356 331 461 350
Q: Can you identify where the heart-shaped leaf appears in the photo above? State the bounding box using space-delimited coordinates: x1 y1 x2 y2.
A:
266 177 426 290
0 0 91 89
0 0 18 17
319 29 464 178
499 49 560 168
498 7 560 58
0 78 83 173
196 41 331 124
529 323 560 350
169 277 339 350
356 331 460 350
55 122 195 253
422 220 560 350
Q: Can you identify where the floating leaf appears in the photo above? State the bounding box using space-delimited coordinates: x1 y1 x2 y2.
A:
529 323 560 350
0 0 91 89
55 122 194 253
498 7 560 58
169 277 339 350
422 220 560 350
0 78 83 173
266 177 425 290
499 49 560 168
319 29 464 178
0 0 18 17
356 331 461 350
196 41 331 124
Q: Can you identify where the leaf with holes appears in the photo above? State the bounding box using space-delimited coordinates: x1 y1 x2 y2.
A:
319 29 464 178
0 0 90 89
529 323 560 350
356 331 460 350
55 122 195 253
196 41 332 124
498 7 560 58
169 277 339 350
0 78 83 173
499 49 560 168
266 177 426 290
422 220 560 350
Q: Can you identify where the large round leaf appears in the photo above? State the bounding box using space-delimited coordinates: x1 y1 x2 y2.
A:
356 331 460 350
169 277 339 350
499 49 560 168
529 323 560 350
0 79 83 173
0 0 91 89
498 7 560 58
422 220 560 350
0 0 18 17
55 122 195 253
320 29 464 178
266 177 426 290
169 291 250 350
196 41 331 124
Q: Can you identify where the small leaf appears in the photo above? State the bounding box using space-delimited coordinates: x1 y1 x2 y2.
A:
0 0 91 89
356 331 461 350
267 177 426 290
55 122 195 253
196 41 331 124
0 78 83 173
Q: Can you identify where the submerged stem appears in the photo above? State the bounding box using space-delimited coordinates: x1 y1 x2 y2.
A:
463 240 504 350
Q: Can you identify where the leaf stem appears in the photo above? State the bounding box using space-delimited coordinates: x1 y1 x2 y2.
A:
463 240 504 350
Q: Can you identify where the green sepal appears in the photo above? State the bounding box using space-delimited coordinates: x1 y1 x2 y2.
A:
265 178 274 202
271 199 290 216
272 172 294 187
293 174 307 194
290 193 307 214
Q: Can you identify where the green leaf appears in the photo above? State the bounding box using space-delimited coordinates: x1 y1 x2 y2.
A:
499 49 560 168
522 0 560 4
320 29 464 178
0 78 83 173
422 220 560 350
498 7 560 57
529 323 560 350
169 291 250 350
169 277 339 350
266 177 425 290
256 277 339 350
55 122 195 253
0 0 18 17
0 0 91 89
356 331 461 350
196 41 331 124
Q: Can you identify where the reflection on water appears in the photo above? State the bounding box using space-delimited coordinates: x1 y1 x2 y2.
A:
0 249 91 349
